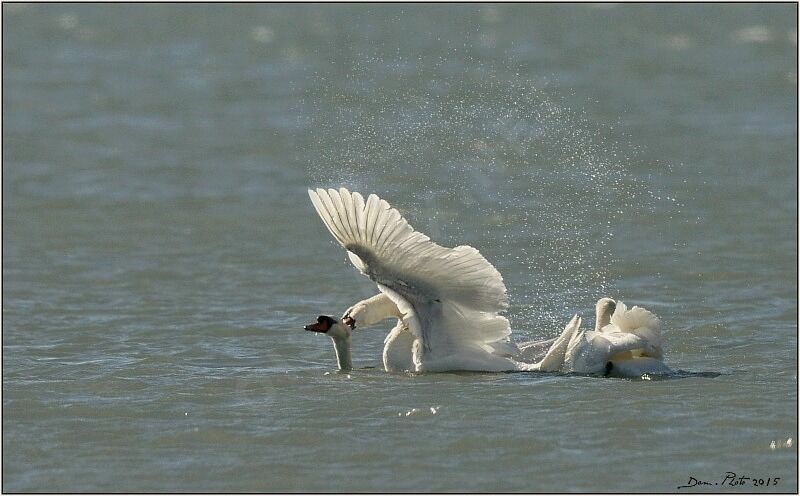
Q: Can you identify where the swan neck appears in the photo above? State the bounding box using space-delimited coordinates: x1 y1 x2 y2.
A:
330 335 352 371
354 293 402 327
595 307 612 332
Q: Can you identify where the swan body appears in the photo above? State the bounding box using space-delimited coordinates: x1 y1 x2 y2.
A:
307 187 517 373
305 187 672 377
548 298 673 377
343 293 417 372
382 323 417 372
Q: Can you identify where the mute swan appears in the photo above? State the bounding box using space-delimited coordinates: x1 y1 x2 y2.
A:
306 187 520 372
338 292 532 372
536 297 673 376
304 187 671 377
333 293 672 377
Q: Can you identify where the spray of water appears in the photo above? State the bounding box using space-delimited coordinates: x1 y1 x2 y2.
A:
300 54 659 334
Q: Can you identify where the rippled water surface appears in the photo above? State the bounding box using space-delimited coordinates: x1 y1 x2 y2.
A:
3 4 797 492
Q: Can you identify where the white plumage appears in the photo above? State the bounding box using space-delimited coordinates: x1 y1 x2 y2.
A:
308 187 516 372
307 187 672 377
553 300 672 376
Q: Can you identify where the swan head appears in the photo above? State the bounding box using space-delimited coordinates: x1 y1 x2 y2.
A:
304 315 352 339
595 297 617 331
304 315 353 371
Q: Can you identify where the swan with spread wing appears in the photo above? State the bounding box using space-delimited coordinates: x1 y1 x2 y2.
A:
303 187 672 377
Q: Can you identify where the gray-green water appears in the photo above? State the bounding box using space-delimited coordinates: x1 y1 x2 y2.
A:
3 3 797 492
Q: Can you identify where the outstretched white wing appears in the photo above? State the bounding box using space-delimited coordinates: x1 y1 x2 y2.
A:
308 187 513 370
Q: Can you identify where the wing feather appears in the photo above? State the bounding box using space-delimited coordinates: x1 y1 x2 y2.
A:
353 191 367 246
309 190 345 245
364 194 380 246
328 189 355 242
308 187 512 369
315 188 347 243
535 315 581 372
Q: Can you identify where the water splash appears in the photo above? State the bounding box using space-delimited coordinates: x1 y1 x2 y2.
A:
769 437 793 450
397 406 441 417
301 54 659 333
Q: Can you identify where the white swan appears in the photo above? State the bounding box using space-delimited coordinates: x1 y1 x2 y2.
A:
306 187 519 373
339 292 532 372
304 187 671 377
535 297 673 377
333 293 672 377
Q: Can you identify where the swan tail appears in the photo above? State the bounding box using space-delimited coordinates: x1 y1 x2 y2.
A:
608 301 660 334
604 301 664 357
